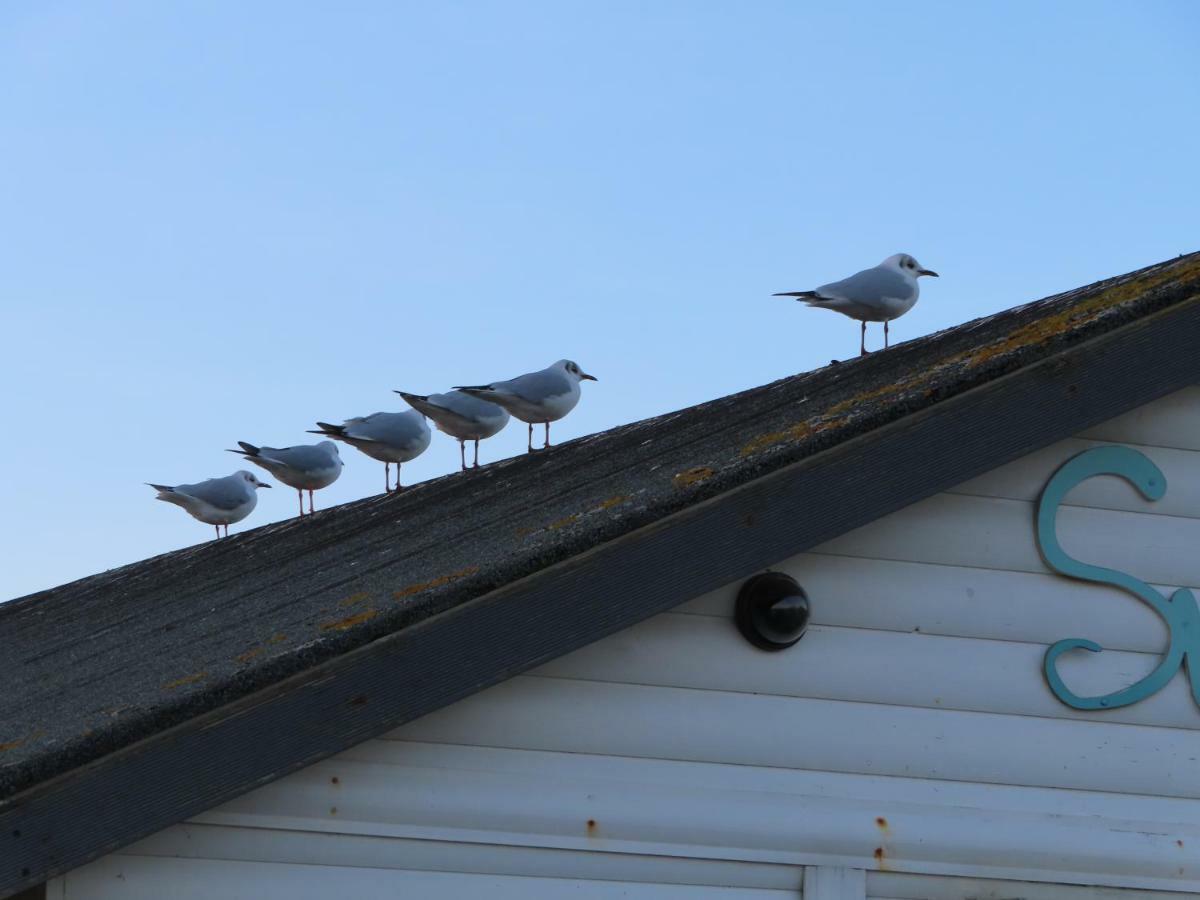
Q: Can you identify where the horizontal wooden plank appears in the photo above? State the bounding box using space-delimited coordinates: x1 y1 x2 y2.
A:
389 676 1200 801
327 740 1200 825
530 614 1198 730
806 866 864 900
676 554 1174 654
813 493 1200 588
948 438 1200 519
178 744 1200 891
55 855 796 899
119 823 800 890
869 870 1196 899
1079 387 1200 452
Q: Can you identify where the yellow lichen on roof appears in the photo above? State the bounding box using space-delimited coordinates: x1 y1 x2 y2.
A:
546 513 581 531
961 257 1200 370
739 422 814 458
394 566 480 599
319 609 379 632
673 466 715 488
162 672 207 691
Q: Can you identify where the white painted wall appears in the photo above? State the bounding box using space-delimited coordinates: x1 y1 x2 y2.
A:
51 387 1200 899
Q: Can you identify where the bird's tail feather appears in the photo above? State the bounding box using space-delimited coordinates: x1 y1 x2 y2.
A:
396 391 439 417
309 422 345 437
773 291 820 300
145 482 174 493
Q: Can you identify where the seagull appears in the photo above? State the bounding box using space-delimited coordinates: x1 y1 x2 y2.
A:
146 470 271 539
395 390 511 470
455 359 597 452
225 440 343 516
774 253 938 356
309 409 431 494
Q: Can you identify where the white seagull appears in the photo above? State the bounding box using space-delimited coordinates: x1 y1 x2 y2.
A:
226 440 343 516
146 470 271 539
395 389 511 470
455 359 597 452
309 409 431 494
774 253 938 356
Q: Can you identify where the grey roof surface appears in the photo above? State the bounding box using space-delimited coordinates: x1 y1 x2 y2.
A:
3 250 1200 808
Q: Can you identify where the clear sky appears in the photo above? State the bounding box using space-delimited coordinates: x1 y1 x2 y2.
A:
2 1 1197 600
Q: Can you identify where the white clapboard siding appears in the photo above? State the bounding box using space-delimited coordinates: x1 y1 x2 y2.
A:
806 867 865 900
949 438 1200 518
1079 387 1200 452
121 823 802 891
285 740 1200 825
813 493 1200 588
390 676 1200 800
530 614 1196 730
54 855 797 900
676 554 1174 654
868 871 1197 900
181 745 1200 889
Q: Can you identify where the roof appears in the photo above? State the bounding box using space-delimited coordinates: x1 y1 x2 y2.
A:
3 250 1200 895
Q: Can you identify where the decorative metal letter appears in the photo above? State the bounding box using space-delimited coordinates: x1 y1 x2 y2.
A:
1037 446 1200 710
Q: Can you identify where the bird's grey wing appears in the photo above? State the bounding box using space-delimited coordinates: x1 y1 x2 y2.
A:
340 414 389 443
430 390 503 420
355 412 424 445
178 477 248 511
499 369 572 403
260 445 334 471
817 267 915 303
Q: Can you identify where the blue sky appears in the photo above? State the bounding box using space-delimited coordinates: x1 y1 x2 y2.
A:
2 1 1197 600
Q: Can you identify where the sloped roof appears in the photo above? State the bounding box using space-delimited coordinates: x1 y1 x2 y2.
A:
2 250 1200 896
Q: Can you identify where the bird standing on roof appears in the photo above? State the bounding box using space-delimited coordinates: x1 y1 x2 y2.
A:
309 409 430 494
455 359 597 453
146 471 271 539
394 389 510 471
775 253 938 357
225 440 343 516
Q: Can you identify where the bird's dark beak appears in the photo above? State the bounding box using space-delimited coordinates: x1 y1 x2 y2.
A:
260 483 272 488
918 269 939 277
582 372 598 381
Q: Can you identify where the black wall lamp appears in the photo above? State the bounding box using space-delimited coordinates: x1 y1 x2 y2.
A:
734 572 810 651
